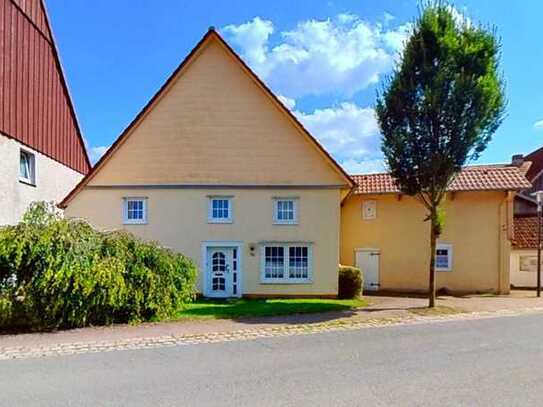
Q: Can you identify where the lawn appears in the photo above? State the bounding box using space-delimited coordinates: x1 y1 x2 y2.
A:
175 298 367 320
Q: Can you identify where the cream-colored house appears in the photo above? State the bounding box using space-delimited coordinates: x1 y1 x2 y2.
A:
341 166 530 294
61 29 531 297
60 29 353 298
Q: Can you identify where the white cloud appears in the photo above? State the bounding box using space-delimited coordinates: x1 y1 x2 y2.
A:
222 15 411 98
341 158 386 174
295 102 381 169
383 12 395 25
89 145 109 164
534 120 543 130
445 5 471 28
277 95 296 110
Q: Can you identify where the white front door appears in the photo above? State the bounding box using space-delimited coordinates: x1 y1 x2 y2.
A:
205 247 240 298
356 248 380 292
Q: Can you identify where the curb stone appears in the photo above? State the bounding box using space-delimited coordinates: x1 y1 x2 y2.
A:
1 307 543 361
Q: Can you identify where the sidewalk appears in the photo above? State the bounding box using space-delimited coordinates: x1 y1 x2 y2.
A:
1 290 543 359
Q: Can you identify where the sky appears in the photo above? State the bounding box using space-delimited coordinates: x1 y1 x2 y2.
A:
47 0 543 173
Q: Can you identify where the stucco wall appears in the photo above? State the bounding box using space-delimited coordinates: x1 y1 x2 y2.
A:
87 38 347 188
340 191 512 294
65 187 341 296
0 134 84 225
510 249 539 288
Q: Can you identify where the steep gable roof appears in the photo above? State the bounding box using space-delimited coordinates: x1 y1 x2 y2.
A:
352 164 532 195
60 28 352 207
0 0 90 174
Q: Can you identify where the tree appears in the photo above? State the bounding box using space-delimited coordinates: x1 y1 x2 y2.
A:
376 3 505 307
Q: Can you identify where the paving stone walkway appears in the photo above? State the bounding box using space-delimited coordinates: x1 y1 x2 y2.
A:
2 306 543 361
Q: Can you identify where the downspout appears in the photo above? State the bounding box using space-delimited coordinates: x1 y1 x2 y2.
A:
498 191 515 294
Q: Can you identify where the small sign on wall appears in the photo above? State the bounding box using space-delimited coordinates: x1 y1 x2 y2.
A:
362 200 377 220
520 255 539 272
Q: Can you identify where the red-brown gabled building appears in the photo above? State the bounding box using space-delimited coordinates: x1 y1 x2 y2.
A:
0 0 90 224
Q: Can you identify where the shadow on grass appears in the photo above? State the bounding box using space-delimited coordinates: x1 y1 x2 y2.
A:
176 298 367 324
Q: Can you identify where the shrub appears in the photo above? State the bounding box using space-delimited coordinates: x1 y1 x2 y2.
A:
338 265 363 299
0 202 197 331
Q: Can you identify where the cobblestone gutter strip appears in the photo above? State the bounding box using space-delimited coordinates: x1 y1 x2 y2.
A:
2 307 543 361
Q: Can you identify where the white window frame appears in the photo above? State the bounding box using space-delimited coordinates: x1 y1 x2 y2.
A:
273 198 298 225
123 197 148 225
19 149 36 185
435 243 453 272
260 243 312 284
208 196 233 224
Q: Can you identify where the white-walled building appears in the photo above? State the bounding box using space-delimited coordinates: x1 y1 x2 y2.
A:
0 0 90 225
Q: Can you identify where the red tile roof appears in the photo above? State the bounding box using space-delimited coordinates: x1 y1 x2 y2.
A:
513 216 538 249
351 164 532 195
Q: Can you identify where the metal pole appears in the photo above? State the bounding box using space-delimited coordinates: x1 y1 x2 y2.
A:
538 201 541 297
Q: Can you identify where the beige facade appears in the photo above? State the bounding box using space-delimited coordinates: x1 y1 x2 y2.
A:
341 191 514 294
65 188 341 296
63 31 350 298
0 134 84 225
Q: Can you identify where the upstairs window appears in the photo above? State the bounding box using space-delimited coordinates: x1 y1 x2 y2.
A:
435 243 453 272
123 198 147 224
19 150 35 185
274 198 298 224
208 197 232 223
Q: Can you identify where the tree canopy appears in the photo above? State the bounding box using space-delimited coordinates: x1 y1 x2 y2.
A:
377 4 505 203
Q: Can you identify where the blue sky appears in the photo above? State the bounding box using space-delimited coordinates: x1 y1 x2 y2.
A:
47 0 543 173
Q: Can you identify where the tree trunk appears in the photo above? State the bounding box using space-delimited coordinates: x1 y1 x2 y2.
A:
428 208 437 308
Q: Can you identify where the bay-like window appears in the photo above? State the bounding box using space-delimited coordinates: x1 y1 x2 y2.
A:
261 243 312 283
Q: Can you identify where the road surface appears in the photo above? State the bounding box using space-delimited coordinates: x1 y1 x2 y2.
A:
1 313 543 406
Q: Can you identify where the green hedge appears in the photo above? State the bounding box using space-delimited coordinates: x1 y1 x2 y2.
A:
338 265 363 299
0 202 197 331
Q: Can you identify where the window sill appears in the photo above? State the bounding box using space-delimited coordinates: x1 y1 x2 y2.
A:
260 279 313 285
123 221 148 225
208 219 233 224
436 269 452 272
19 179 36 187
273 221 298 226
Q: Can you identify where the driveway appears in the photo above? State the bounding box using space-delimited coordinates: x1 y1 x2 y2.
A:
1 312 543 406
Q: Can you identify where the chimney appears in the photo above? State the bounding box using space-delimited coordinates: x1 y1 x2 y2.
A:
512 154 524 167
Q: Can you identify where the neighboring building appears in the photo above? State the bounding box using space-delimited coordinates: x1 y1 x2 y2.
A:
60 29 354 298
510 216 538 288
60 28 531 297
513 151 539 215
341 165 530 294
0 0 90 225
509 148 540 288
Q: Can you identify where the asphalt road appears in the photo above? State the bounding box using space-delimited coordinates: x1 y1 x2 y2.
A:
2 314 543 406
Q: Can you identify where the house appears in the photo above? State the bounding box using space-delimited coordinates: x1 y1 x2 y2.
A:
510 216 538 288
0 0 90 225
60 28 530 297
341 164 530 294
509 148 541 288
60 28 354 298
